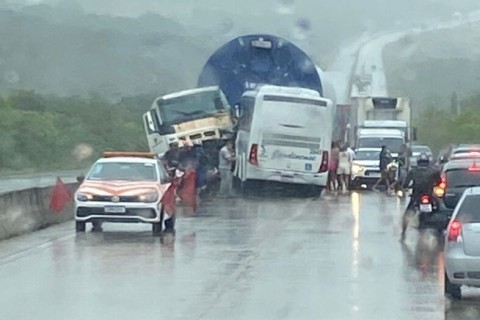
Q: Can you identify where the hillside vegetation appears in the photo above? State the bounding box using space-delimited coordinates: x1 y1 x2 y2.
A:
0 91 150 173
384 23 480 154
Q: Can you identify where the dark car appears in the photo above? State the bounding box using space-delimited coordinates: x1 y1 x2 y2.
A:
433 158 480 229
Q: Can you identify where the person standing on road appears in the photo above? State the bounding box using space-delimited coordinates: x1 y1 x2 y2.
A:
346 144 356 190
162 140 181 177
373 145 392 192
337 145 352 194
218 139 236 197
328 142 340 193
192 139 209 195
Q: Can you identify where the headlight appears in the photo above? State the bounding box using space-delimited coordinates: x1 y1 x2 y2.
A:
138 192 159 203
352 164 365 174
76 193 92 201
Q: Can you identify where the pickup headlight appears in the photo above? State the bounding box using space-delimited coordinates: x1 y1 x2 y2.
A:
76 193 92 202
138 192 159 203
352 164 365 175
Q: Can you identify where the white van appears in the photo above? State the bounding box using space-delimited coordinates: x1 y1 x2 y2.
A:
234 85 334 190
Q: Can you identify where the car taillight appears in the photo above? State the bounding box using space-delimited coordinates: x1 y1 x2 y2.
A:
420 195 430 204
248 144 258 166
434 173 447 197
318 151 329 173
448 220 462 242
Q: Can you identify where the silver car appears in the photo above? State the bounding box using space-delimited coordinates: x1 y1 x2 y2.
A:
444 186 480 299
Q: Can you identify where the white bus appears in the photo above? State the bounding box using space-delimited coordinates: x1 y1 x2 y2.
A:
143 86 234 157
234 85 334 191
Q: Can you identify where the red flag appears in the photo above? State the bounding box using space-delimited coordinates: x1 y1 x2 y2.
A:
161 176 180 215
177 169 197 212
49 177 73 213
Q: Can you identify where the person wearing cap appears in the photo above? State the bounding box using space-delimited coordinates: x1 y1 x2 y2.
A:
162 141 181 176
218 139 236 197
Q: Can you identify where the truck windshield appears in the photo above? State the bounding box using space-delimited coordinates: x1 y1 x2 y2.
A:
157 90 229 126
357 137 404 153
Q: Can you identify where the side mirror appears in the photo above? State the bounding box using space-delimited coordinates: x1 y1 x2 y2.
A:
76 174 85 183
234 104 242 118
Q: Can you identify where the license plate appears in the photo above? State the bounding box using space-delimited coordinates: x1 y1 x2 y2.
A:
419 204 432 213
104 206 126 214
367 172 380 178
281 175 294 182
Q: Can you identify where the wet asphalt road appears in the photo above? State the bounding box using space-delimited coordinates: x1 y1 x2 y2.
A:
0 186 463 320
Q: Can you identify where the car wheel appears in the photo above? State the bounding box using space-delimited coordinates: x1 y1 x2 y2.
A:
75 221 86 232
445 272 462 300
152 222 162 236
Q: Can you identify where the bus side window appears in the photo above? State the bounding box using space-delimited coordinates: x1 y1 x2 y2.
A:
238 97 255 132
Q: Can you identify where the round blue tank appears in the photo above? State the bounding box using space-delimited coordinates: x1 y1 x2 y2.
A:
197 34 323 106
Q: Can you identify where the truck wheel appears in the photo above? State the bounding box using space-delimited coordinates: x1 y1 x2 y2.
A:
445 272 462 300
75 221 86 232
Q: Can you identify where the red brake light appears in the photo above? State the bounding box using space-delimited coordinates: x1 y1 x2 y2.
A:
249 144 258 166
468 166 480 172
420 195 430 204
448 220 462 242
318 151 329 173
435 172 447 196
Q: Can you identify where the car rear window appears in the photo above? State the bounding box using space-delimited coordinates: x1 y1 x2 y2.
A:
412 146 431 153
446 169 480 188
456 194 480 223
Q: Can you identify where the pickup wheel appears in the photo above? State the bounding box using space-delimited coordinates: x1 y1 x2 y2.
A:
445 272 462 300
75 221 86 232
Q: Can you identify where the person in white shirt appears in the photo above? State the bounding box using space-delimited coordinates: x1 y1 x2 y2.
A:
218 140 236 197
337 145 353 193
346 145 355 189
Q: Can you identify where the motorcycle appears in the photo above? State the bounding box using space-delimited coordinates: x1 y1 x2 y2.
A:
407 193 441 231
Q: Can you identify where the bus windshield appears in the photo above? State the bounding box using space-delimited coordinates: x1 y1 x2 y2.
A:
157 90 230 125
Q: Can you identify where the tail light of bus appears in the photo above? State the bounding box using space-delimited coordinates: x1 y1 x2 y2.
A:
318 151 329 173
249 144 259 166
448 220 463 242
